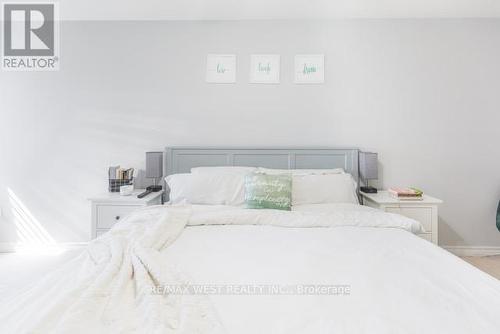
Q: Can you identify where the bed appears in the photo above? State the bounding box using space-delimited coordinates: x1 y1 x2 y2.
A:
1 147 499 334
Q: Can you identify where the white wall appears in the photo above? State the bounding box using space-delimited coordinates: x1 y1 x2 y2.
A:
0 20 499 247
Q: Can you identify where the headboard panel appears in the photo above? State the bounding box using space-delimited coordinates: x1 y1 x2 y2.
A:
164 146 359 185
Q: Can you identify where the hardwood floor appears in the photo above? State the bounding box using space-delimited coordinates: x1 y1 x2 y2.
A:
461 255 500 280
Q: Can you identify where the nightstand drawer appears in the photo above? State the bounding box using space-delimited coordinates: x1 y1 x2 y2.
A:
96 205 141 229
90 190 164 239
418 233 432 242
361 191 441 246
386 207 432 232
96 229 108 238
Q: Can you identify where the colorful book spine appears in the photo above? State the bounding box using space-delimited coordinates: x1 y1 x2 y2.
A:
388 187 423 199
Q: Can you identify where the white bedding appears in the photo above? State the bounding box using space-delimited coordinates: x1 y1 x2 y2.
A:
1 204 500 333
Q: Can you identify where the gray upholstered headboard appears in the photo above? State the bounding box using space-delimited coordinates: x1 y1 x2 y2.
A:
163 147 359 200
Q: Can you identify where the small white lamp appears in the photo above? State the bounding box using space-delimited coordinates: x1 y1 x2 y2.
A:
137 151 163 198
359 152 378 193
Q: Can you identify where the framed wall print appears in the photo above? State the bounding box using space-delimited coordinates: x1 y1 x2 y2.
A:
206 54 236 83
294 54 325 84
249 54 280 84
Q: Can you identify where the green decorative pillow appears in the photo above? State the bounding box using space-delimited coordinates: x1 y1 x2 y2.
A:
496 200 500 232
244 173 292 211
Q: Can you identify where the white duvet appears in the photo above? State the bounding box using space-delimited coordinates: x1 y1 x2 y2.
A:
1 204 500 333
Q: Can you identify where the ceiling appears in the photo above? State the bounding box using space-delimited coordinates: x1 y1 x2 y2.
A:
32 0 500 20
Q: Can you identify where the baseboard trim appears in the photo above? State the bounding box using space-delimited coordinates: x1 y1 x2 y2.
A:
444 246 500 257
0 242 88 253
0 243 16 253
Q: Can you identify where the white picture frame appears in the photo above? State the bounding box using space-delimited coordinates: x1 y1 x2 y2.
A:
294 54 325 84
206 54 236 83
249 54 280 84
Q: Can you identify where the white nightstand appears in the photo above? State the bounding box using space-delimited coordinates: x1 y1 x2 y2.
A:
360 191 443 245
89 190 164 239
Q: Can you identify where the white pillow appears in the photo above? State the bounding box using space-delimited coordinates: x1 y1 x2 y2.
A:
292 173 359 205
191 166 257 175
257 167 345 175
165 173 191 204
188 166 257 205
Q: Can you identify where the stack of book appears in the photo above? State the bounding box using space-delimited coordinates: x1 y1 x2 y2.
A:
109 166 134 180
388 187 423 200
108 166 134 192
